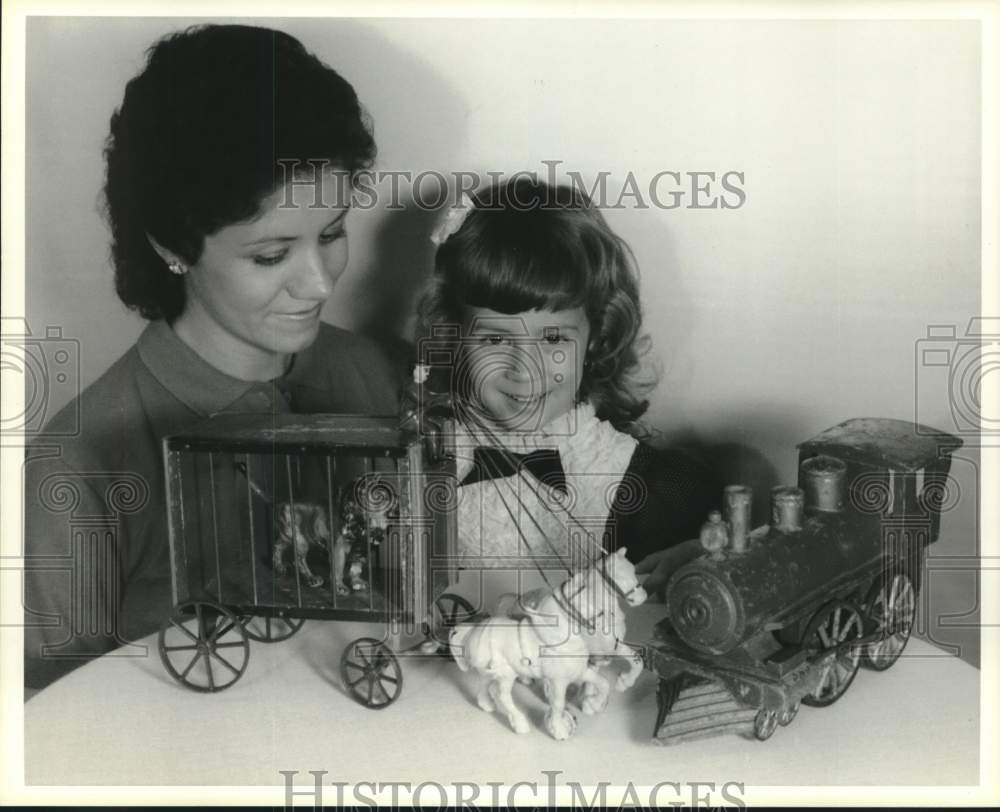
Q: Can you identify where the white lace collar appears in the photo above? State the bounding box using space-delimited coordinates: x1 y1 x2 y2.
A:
452 401 640 563
453 402 637 482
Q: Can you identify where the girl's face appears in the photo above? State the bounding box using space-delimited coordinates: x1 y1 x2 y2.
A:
173 171 350 380
459 305 591 432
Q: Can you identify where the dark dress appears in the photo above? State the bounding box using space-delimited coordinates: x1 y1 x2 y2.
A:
606 442 721 565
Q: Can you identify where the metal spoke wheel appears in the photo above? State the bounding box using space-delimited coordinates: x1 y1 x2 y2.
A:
159 601 250 692
778 702 800 726
422 592 477 654
241 615 306 643
341 637 403 709
753 708 778 741
801 600 864 707
863 572 916 671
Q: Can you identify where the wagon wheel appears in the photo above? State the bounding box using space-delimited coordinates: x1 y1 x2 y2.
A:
158 600 250 693
341 637 403 709
778 702 799 726
863 572 916 671
800 599 864 707
422 592 477 654
241 615 306 643
753 708 778 741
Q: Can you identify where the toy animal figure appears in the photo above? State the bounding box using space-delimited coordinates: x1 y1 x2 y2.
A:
271 482 391 594
448 547 646 740
330 496 387 596
273 501 330 588
499 556 649 707
346 556 368 592
232 461 335 590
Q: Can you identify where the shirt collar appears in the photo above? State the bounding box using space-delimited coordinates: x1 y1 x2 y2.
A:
137 320 266 416
456 401 598 452
453 402 607 480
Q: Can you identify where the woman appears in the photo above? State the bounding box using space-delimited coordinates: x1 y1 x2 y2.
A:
24 25 403 691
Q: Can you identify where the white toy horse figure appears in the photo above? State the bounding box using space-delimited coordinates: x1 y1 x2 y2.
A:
511 549 650 708
449 547 647 740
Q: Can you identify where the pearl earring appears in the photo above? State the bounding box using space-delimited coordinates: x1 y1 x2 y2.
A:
167 260 187 275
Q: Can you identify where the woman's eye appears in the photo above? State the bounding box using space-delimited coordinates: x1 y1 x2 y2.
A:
544 333 563 345
320 228 346 244
252 250 288 266
481 335 507 346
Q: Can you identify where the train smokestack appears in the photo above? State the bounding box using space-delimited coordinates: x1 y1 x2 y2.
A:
771 486 805 531
723 485 753 553
799 455 847 512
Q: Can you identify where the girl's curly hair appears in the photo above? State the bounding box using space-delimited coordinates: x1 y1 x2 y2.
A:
417 177 655 433
104 24 376 322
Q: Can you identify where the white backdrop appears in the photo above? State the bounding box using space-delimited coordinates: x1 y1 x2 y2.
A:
23 16 983 663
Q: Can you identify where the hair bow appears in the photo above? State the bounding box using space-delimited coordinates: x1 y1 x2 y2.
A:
429 192 475 246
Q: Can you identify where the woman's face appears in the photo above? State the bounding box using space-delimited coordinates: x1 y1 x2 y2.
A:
458 305 590 433
175 171 350 380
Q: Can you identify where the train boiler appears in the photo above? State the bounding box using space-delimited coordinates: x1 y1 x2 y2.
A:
645 417 963 744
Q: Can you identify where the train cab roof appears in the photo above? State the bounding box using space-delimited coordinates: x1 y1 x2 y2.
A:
798 417 963 472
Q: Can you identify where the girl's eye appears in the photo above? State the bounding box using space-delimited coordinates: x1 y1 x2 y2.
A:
320 228 346 244
252 249 288 267
544 333 564 345
481 335 508 346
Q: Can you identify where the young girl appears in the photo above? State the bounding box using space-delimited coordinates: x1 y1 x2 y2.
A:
416 178 718 594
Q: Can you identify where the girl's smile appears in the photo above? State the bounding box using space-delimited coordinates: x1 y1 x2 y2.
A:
503 391 545 404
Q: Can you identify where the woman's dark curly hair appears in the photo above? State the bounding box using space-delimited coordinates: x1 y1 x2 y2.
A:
104 24 376 321
418 177 654 432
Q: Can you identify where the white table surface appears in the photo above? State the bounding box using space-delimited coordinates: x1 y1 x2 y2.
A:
23 602 980 788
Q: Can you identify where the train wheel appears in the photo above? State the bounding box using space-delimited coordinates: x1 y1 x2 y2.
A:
241 615 306 643
423 593 477 654
341 637 403 709
863 572 916 671
800 600 864 707
159 601 250 692
778 702 799 726
753 708 778 741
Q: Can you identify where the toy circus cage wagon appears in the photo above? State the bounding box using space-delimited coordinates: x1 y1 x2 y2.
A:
157 413 474 707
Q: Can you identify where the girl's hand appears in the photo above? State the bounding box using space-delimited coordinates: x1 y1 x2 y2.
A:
634 539 705 601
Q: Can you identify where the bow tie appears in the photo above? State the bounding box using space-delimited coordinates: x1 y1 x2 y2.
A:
460 447 567 494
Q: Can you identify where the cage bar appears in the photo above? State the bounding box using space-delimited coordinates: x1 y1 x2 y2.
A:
285 454 303 608
208 452 223 604
245 454 260 607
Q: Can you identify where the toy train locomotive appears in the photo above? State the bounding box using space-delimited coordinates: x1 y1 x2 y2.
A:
644 417 963 744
